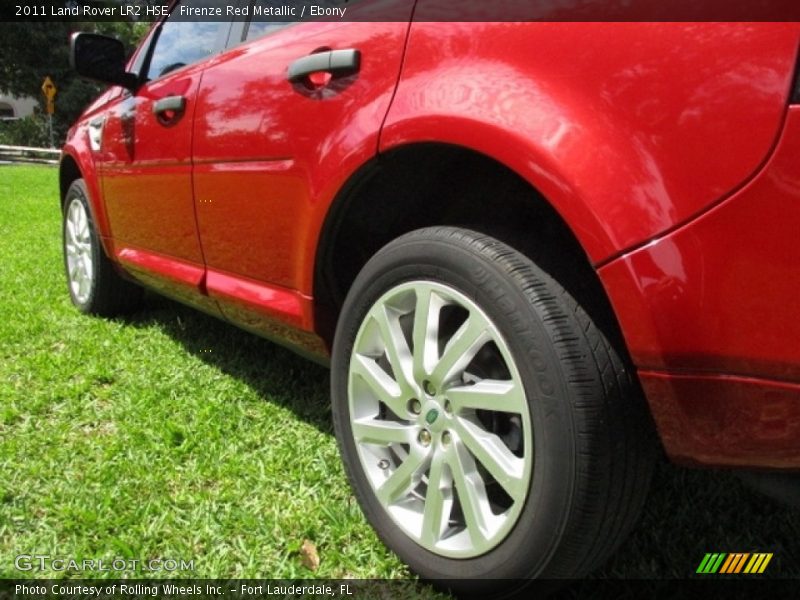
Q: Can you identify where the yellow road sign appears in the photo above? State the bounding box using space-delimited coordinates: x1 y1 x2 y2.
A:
41 76 57 100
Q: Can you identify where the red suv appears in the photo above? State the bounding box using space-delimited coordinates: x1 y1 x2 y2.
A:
62 1 800 590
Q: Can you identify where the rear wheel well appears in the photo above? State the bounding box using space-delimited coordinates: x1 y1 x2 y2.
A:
314 143 627 355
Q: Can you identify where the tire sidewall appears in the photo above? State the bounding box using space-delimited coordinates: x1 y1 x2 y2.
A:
331 232 578 583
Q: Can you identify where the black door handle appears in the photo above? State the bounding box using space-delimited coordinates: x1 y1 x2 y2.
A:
288 49 361 83
152 95 186 126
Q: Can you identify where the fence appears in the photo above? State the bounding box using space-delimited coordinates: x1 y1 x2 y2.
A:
0 145 60 165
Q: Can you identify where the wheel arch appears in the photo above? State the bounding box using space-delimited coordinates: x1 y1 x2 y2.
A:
313 141 629 364
59 153 82 211
60 144 115 259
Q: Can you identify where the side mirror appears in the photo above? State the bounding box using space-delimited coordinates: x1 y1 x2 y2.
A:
70 32 139 90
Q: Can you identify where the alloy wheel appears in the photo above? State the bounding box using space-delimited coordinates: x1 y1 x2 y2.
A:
65 198 94 305
348 280 533 558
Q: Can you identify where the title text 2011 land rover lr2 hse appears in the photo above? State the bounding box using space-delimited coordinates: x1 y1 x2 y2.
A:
62 1 800 592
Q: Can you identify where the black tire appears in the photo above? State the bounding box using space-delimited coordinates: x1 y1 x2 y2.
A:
62 178 142 316
331 227 655 596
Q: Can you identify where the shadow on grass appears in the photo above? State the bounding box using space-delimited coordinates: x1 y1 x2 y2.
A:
121 292 333 435
121 293 800 581
599 460 800 580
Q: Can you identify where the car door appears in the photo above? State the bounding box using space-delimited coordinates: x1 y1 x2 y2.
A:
99 0 230 312
191 0 415 339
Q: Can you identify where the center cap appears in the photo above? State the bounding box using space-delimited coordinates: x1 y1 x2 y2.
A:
425 408 439 425
421 400 446 432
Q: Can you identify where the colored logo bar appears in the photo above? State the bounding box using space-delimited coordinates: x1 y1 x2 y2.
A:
696 553 773 574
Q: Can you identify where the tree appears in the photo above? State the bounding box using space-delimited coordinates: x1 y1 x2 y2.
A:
0 2 151 144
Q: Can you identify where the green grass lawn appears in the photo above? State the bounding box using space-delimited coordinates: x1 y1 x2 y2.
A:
0 165 798 584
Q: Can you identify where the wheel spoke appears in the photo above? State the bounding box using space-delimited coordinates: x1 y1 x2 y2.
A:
78 207 89 238
78 272 90 299
432 311 490 385
455 418 526 502
67 204 78 227
372 304 415 394
449 441 493 546
376 449 430 506
351 354 407 417
447 379 526 414
66 219 78 245
412 286 440 381
352 419 414 446
420 449 453 546
73 208 82 233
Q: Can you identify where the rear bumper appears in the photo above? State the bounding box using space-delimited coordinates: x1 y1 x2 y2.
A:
639 371 800 468
600 106 800 468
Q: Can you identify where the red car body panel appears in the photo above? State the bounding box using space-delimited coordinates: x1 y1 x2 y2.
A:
639 373 800 469
191 18 413 334
600 107 800 467
101 69 207 264
599 108 800 382
381 21 799 262
61 16 800 468
63 89 119 257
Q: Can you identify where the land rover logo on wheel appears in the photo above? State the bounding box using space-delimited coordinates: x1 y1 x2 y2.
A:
425 408 439 425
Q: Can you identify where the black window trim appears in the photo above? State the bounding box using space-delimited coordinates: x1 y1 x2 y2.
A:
225 0 250 47
238 0 298 45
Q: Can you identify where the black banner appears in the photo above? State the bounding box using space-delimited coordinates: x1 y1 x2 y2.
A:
2 0 800 23
2 579 800 600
